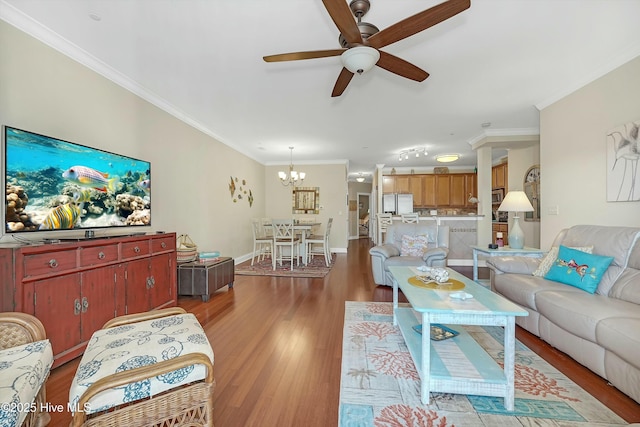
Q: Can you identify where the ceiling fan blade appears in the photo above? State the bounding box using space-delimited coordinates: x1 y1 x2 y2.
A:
322 0 363 45
376 51 429 82
331 68 354 97
367 0 470 49
263 49 345 62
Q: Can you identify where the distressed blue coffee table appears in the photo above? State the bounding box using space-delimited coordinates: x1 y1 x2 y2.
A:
388 266 528 410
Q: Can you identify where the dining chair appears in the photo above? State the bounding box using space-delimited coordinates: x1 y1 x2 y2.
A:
401 212 420 223
272 219 301 271
251 218 272 265
377 213 393 244
306 218 333 266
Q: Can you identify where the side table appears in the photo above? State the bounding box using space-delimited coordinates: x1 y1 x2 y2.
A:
178 257 234 302
471 245 544 285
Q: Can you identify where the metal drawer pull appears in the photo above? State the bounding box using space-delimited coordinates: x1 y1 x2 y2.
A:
74 299 81 315
81 297 89 313
146 277 152 289
49 259 58 268
134 246 141 253
98 252 106 259
161 242 167 248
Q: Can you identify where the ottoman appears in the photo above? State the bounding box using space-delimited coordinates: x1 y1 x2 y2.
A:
69 308 215 427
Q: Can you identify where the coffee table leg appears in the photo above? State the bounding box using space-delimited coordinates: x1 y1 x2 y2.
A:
421 312 431 405
504 316 516 411
393 278 398 326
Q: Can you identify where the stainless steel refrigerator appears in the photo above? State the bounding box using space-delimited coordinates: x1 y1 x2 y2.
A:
382 193 414 214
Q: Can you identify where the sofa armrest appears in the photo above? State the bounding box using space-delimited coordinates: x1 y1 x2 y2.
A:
486 256 541 276
369 244 400 259
423 247 449 266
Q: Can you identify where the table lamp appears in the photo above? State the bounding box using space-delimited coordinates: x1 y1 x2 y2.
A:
497 191 534 249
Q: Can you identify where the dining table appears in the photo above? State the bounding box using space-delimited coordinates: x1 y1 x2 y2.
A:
264 221 321 267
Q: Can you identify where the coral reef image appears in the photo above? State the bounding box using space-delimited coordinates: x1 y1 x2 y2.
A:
5 127 151 233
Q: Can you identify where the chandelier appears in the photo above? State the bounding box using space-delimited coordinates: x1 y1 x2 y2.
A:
278 146 306 187
398 147 427 161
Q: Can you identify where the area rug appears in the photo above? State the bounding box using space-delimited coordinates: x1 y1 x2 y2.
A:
235 255 335 278
339 301 627 426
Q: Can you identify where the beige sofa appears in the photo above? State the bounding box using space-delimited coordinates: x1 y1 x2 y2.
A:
369 223 449 286
487 225 640 404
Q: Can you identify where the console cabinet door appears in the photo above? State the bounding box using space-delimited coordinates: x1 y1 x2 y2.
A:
80 266 119 341
33 274 82 358
125 258 153 315
148 253 175 310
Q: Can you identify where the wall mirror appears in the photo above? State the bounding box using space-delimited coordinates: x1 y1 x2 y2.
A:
292 187 320 214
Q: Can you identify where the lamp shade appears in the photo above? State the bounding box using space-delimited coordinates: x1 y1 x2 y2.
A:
341 46 380 74
497 191 534 212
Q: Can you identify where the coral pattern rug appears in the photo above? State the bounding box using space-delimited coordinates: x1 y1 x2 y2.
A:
340 301 627 426
235 255 335 278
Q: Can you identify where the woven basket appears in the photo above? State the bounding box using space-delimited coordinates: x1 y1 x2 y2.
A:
177 234 198 263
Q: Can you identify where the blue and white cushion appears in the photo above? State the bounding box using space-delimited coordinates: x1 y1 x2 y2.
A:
0 339 53 427
69 313 214 415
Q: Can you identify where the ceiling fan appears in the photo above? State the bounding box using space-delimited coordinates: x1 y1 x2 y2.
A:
263 0 470 97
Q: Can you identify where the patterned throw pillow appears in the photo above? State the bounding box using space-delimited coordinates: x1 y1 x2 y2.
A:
533 245 593 277
400 234 431 257
544 245 614 293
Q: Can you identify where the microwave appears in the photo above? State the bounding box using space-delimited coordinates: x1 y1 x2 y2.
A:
492 188 504 204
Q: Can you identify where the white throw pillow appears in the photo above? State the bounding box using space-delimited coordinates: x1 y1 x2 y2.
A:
400 234 430 257
532 245 594 277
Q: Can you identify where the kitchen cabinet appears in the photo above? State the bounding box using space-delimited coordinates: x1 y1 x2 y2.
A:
492 163 508 189
408 176 423 206
435 175 451 206
449 174 466 207
0 233 177 367
422 175 436 207
382 176 395 194
492 223 509 245
382 173 477 208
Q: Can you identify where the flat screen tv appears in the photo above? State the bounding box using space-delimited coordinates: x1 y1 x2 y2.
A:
3 125 151 237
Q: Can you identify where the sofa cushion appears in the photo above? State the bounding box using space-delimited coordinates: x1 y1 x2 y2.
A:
532 245 593 277
535 290 639 343
544 246 613 294
597 317 640 369
608 268 640 305
384 255 425 270
559 225 640 295
400 234 431 257
493 274 582 311
0 340 53 427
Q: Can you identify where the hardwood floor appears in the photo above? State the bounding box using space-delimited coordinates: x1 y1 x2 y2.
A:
45 238 640 426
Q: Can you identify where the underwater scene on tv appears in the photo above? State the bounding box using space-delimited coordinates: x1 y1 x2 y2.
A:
4 126 151 233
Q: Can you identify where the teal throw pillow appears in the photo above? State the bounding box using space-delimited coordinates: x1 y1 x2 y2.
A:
544 245 613 293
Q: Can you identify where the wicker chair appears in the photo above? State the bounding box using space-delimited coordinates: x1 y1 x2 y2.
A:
69 307 215 427
0 312 53 427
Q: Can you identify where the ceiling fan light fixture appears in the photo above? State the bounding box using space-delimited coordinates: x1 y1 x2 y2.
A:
341 46 380 75
436 153 460 163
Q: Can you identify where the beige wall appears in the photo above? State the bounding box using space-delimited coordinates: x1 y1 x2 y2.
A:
506 145 541 248
539 56 640 248
264 163 348 252
0 21 266 258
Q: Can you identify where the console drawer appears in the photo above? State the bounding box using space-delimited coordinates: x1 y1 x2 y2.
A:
79 245 119 267
121 240 150 259
152 236 175 253
23 250 77 278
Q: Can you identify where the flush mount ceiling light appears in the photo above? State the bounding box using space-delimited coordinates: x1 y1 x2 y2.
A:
341 46 380 75
356 173 366 182
436 153 460 163
398 147 427 161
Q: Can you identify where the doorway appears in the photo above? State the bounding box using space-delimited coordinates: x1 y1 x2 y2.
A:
357 193 370 239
